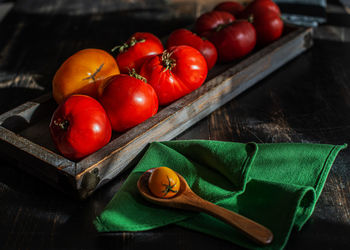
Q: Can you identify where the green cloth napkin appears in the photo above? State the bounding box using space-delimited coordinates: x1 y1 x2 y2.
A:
94 140 346 249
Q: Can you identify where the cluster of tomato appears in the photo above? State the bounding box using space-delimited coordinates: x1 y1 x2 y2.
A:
195 0 283 62
49 0 283 161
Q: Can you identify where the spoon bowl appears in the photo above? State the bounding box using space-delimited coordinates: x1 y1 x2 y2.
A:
137 169 198 210
137 169 273 245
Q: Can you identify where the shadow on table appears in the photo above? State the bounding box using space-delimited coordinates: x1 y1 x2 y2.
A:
95 218 350 250
286 217 350 249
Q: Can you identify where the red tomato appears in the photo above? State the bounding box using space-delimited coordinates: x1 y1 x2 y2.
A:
213 1 244 16
139 45 208 106
99 73 158 132
49 95 112 161
253 9 284 45
166 29 217 70
195 11 235 37
113 32 164 74
240 0 281 19
206 20 256 62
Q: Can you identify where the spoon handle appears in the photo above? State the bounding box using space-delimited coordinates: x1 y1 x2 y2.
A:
186 193 273 245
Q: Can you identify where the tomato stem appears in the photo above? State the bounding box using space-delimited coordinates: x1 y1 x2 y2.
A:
215 23 232 32
129 68 147 83
161 50 176 72
111 37 146 53
247 14 254 23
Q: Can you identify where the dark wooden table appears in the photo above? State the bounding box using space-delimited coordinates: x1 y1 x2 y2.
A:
1 0 350 249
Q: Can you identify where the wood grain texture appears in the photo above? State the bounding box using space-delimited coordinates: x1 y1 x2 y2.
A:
1 34 350 250
12 0 249 16
0 26 312 199
179 39 350 250
314 25 350 42
0 8 193 114
0 0 350 249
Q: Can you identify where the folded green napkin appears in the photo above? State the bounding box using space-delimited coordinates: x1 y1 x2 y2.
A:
94 140 346 249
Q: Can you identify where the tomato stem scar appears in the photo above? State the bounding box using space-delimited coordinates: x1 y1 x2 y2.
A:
83 63 104 82
53 119 70 131
161 175 178 197
161 50 176 73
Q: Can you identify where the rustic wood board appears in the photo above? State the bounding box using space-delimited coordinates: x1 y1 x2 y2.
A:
0 26 313 199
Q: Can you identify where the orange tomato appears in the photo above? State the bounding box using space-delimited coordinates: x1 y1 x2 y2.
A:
148 167 180 198
52 48 120 104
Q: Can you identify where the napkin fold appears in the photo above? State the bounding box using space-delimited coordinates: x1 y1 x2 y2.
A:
94 141 346 250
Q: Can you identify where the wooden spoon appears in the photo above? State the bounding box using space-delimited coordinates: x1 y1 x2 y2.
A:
137 170 273 245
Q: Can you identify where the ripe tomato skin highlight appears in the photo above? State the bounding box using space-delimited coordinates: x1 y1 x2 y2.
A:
195 11 235 36
213 1 244 16
252 9 284 45
99 74 158 132
166 29 217 70
52 48 120 104
49 95 112 161
140 45 208 106
148 167 180 198
115 32 164 74
207 20 256 62
240 0 281 19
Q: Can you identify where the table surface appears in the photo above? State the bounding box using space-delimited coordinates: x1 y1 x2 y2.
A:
1 0 350 249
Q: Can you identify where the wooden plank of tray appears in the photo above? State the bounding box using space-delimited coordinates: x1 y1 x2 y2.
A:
0 26 313 199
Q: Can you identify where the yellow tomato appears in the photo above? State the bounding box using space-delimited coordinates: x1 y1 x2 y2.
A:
148 167 180 198
52 48 120 104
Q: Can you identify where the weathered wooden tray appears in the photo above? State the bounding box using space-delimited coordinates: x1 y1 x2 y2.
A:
0 26 313 199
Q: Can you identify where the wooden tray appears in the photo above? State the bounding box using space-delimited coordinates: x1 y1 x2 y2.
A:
0 26 313 199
